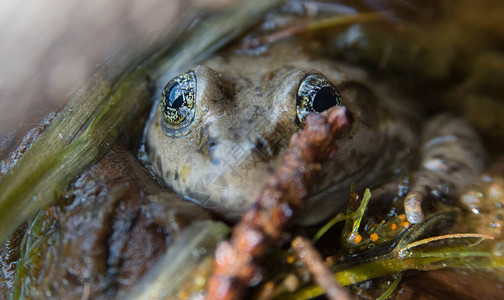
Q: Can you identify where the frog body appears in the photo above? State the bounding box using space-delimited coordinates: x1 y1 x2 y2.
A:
145 41 484 224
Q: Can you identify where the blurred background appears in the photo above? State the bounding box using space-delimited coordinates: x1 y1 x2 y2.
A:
2 0 504 145
0 0 236 137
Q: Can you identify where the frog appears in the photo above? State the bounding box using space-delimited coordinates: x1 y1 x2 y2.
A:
145 40 486 225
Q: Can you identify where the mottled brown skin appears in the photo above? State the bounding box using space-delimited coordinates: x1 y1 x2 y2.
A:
146 42 422 224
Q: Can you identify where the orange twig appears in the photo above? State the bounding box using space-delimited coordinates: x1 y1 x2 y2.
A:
206 106 353 300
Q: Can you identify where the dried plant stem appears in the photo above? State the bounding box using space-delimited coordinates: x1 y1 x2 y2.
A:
240 12 386 49
292 236 352 300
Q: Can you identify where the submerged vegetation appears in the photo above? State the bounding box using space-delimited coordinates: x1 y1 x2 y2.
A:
274 189 503 299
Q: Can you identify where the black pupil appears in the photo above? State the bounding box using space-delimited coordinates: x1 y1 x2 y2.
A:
312 87 336 112
167 83 184 109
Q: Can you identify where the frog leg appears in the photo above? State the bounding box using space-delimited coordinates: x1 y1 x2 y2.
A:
404 114 486 223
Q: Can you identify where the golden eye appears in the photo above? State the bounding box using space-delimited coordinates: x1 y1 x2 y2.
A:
296 74 342 124
160 71 196 125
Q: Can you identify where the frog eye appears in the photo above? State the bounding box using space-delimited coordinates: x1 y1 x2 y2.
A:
296 74 343 124
160 71 196 125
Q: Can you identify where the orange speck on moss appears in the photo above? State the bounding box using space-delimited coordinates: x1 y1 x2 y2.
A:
287 255 296 264
391 223 397 230
370 233 379 242
400 221 410 228
353 234 362 243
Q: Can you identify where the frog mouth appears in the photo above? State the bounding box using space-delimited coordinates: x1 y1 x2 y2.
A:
304 178 353 208
303 159 387 210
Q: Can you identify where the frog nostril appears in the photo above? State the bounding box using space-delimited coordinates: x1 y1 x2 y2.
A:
206 138 218 152
205 138 221 165
255 136 274 159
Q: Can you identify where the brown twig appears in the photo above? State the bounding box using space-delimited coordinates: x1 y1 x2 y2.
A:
206 106 353 300
291 236 352 300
